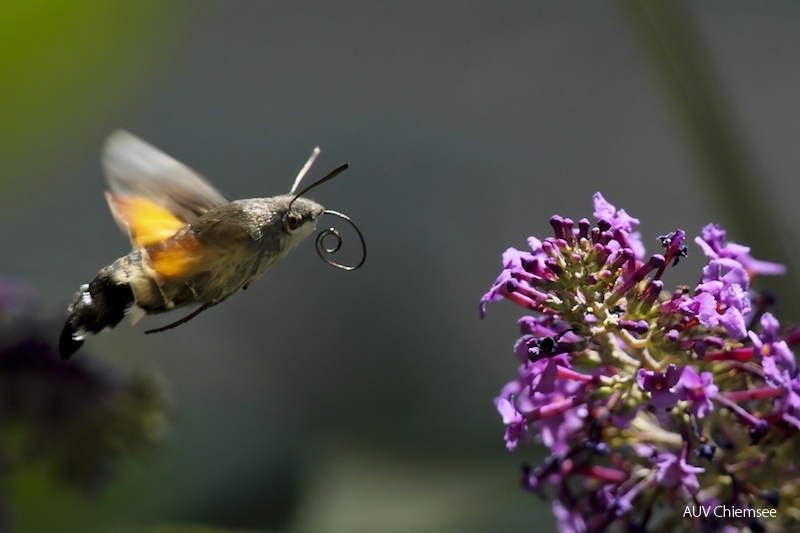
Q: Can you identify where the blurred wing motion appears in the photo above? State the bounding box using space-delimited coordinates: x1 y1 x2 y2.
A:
103 130 229 248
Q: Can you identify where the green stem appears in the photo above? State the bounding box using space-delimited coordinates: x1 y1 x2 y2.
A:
622 0 800 320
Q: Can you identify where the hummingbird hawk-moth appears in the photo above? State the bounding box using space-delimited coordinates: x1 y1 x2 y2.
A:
59 131 364 359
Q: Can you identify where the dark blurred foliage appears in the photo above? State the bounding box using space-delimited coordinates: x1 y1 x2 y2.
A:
0 278 170 530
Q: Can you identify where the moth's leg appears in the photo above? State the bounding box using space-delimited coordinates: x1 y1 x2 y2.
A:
144 302 215 334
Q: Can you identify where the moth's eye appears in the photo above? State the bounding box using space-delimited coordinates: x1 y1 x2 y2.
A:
285 212 305 231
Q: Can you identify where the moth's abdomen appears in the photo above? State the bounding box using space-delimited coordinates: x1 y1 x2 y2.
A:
59 258 138 359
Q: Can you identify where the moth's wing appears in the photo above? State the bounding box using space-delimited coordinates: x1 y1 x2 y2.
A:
102 130 229 248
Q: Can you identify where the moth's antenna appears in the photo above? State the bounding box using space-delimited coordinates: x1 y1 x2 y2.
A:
289 162 350 209
290 146 321 195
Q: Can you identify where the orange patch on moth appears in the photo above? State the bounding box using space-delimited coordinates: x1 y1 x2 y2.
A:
106 193 186 248
146 233 206 278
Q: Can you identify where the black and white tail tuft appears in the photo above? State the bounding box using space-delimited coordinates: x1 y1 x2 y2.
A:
59 268 134 359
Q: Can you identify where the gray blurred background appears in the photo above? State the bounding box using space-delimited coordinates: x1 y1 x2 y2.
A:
2 1 799 532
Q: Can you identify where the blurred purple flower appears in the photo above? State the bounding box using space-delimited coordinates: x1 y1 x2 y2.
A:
676 367 717 418
696 223 786 277
553 500 587 533
637 364 681 410
592 192 645 260
0 276 171 509
680 258 751 339
655 444 705 497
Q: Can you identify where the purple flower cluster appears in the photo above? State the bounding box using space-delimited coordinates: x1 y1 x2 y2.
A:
482 193 798 531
